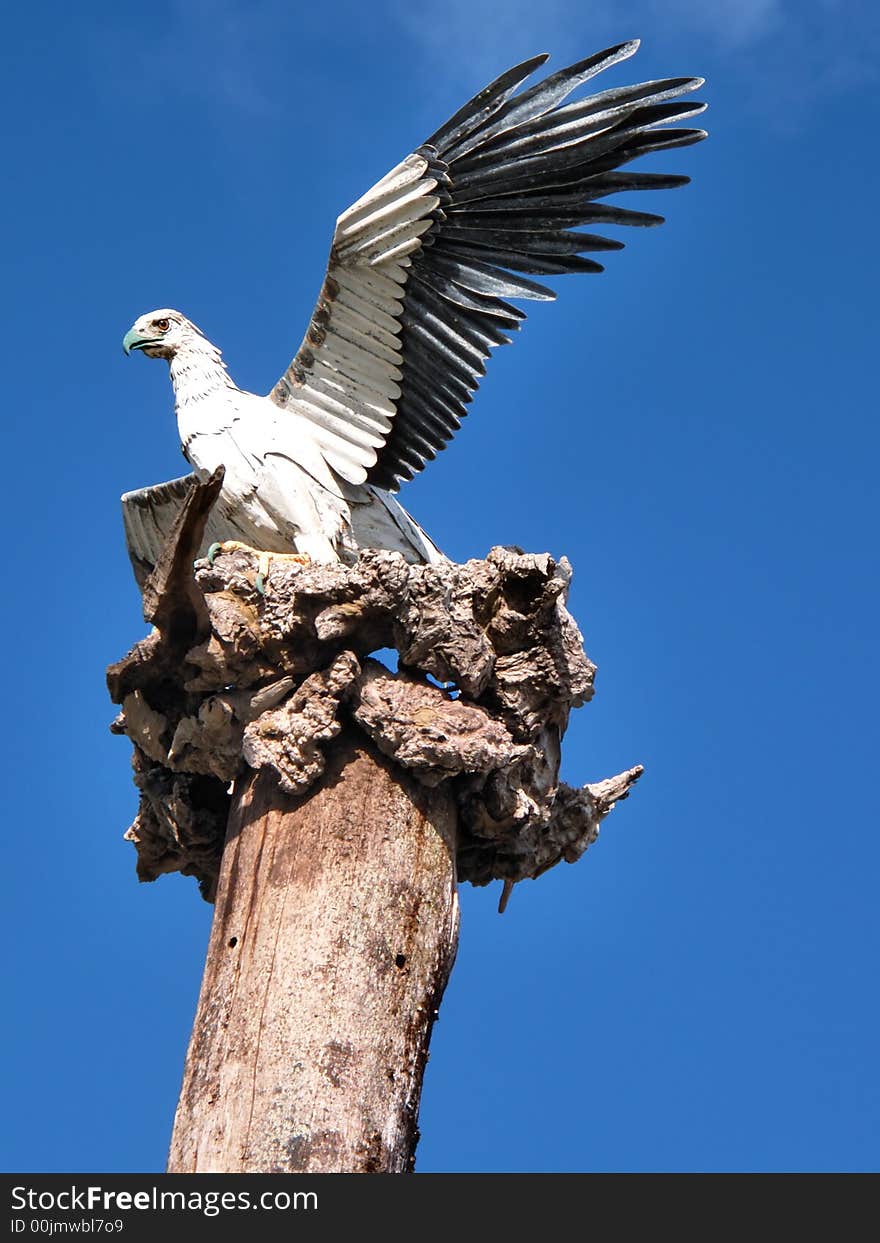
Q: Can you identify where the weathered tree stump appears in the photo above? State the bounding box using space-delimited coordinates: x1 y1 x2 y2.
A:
108 471 641 1173
168 739 458 1173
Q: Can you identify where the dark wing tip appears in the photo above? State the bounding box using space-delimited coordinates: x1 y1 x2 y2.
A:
373 41 703 490
423 53 552 153
555 39 640 79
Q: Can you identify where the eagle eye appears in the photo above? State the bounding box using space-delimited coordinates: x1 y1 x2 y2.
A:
153 317 171 333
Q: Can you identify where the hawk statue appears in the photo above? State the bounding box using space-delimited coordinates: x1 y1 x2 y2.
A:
122 42 705 587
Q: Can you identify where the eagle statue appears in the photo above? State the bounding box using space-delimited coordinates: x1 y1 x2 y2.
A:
122 42 705 588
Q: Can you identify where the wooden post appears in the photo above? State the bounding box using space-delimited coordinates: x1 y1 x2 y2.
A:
109 474 642 1175
167 732 458 1173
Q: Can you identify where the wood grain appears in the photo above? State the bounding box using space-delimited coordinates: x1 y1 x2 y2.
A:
167 732 458 1173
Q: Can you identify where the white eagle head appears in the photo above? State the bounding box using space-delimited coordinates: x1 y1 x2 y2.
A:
122 309 209 361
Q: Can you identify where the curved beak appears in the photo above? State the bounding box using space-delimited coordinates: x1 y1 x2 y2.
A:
123 328 156 355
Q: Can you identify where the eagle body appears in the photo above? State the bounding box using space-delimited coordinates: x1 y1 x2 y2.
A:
167 335 440 566
122 43 705 581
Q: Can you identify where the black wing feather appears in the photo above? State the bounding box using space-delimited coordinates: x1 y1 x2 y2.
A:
367 49 705 491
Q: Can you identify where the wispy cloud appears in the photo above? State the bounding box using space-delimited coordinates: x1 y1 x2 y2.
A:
390 0 783 83
90 0 296 119
389 0 877 132
389 0 615 85
651 0 784 48
159 0 280 116
90 0 878 138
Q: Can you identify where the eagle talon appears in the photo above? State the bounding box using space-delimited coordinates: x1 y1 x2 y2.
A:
255 551 272 596
204 543 309 594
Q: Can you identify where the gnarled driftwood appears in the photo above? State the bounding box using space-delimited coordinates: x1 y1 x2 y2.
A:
108 472 641 1171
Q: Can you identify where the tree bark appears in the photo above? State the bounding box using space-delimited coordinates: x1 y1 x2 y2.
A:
166 729 459 1174
110 475 642 1172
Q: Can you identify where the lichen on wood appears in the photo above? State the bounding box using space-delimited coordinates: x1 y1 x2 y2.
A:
108 471 642 907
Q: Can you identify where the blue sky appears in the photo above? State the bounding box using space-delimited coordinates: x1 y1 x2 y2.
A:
2 0 878 1173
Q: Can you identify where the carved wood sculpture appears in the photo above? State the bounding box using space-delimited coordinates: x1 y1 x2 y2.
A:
107 38 710 1172
108 471 641 1172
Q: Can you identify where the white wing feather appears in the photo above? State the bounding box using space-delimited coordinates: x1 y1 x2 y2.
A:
269 154 440 485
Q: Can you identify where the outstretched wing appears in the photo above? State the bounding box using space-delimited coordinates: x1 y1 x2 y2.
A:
270 41 706 491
